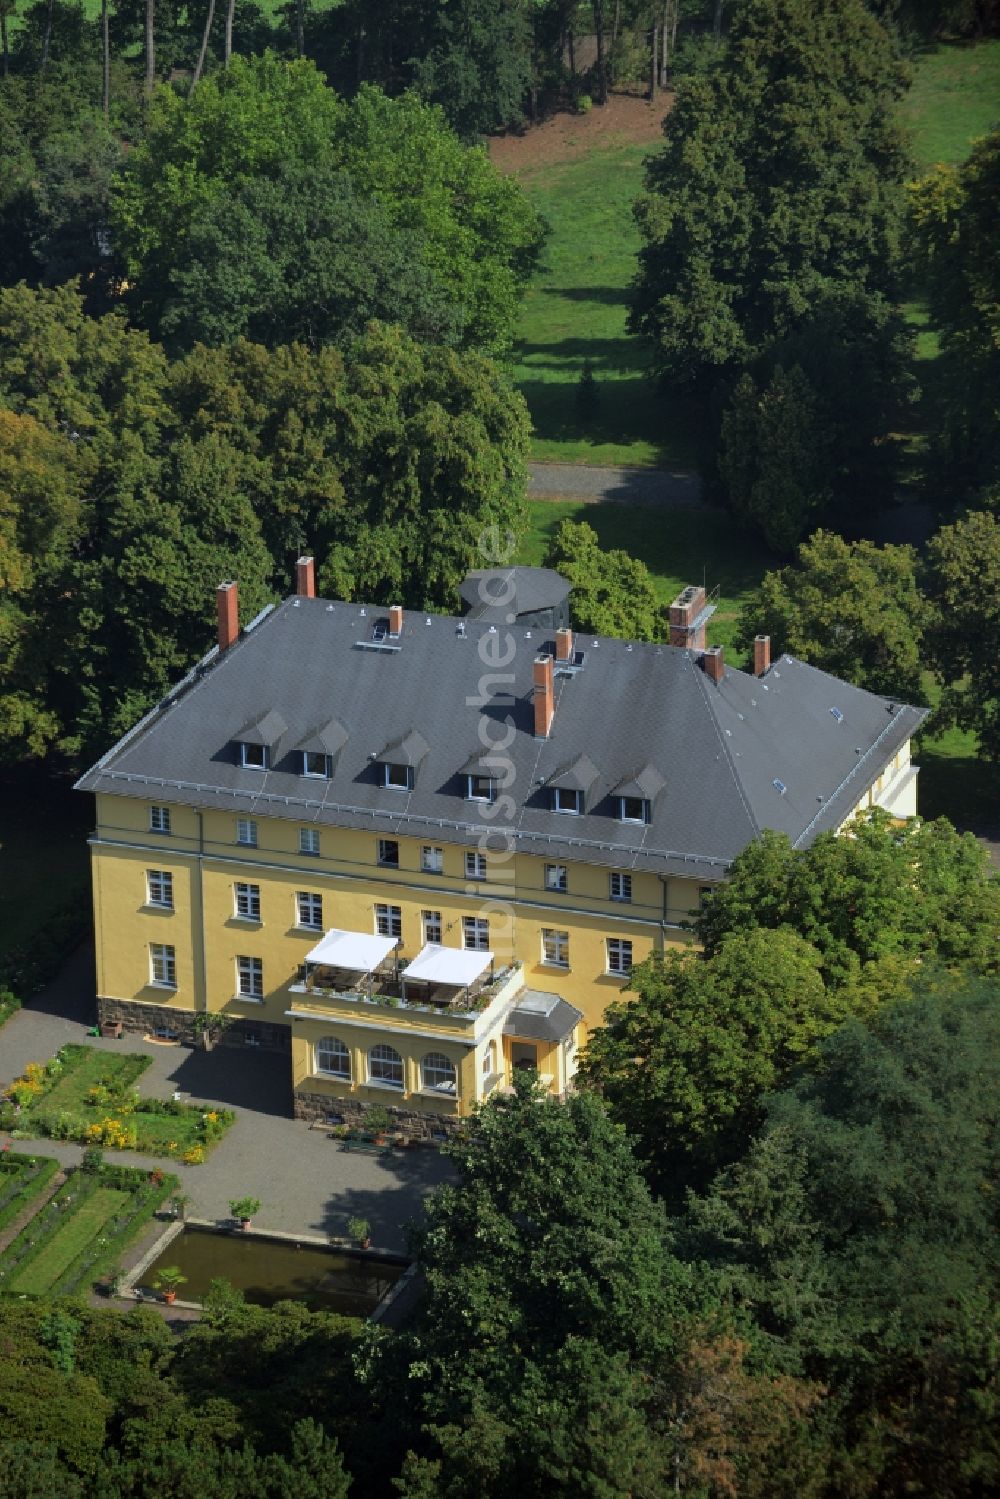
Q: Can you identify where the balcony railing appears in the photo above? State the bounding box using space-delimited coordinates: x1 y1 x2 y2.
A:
293 961 523 1019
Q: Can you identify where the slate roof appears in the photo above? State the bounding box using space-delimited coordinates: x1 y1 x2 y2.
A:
459 566 570 621
505 993 584 1044
75 594 927 881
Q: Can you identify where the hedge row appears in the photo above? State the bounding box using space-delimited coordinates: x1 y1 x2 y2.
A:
0 1153 60 1234
0 900 88 1002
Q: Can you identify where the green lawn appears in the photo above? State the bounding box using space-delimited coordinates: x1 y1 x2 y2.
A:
0 1153 60 1234
0 764 91 971
511 146 697 469
901 38 1000 168
7 1187 129 1294
519 499 777 661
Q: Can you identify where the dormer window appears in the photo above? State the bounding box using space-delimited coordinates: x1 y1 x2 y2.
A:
552 787 582 815
619 796 649 824
235 709 286 773
376 729 428 794
467 773 495 803
384 762 413 792
303 751 332 778
241 743 268 770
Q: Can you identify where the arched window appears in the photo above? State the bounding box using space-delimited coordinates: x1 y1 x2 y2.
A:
422 1052 457 1093
316 1036 350 1079
368 1043 403 1089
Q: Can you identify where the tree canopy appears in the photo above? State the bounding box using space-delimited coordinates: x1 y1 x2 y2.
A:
924 509 1000 760
631 0 910 390
542 519 664 640
735 530 928 702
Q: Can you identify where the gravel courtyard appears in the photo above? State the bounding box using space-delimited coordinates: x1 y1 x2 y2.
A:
0 946 453 1255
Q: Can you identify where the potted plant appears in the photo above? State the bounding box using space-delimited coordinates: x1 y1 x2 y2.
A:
229 1196 261 1231
192 1013 234 1052
100 1020 123 1039
364 1104 391 1144
154 1266 187 1304
170 1193 191 1221
347 1215 371 1249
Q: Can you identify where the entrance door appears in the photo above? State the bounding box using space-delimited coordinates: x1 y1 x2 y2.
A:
510 1042 538 1072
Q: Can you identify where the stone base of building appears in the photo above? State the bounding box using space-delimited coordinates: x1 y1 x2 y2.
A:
95 997 290 1053
293 1089 461 1141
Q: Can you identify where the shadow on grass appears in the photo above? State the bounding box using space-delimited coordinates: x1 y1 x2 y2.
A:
517 374 697 463
540 286 634 308
517 335 649 373
917 746 1000 844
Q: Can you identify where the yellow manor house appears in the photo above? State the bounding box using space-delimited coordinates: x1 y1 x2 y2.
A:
76 561 926 1137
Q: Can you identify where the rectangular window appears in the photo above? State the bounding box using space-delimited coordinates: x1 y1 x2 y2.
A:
384 763 412 791
545 863 567 893
302 751 331 779
606 938 633 977
375 904 402 939
297 892 323 930
421 845 443 874
422 910 443 944
299 827 320 856
465 850 486 881
236 818 258 847
619 797 648 825
463 916 489 951
241 743 268 770
542 929 569 968
237 955 264 999
149 805 171 834
467 774 495 803
146 870 173 909
150 943 176 988
234 882 261 921
610 872 632 903
377 838 399 867
553 787 581 815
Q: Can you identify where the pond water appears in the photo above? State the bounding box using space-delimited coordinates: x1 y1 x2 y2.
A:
145 1226 406 1317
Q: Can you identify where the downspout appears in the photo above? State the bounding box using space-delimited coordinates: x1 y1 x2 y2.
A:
194 809 208 1014
658 874 669 954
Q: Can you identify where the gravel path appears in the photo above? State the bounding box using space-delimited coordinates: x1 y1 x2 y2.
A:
528 460 702 507
1 946 452 1254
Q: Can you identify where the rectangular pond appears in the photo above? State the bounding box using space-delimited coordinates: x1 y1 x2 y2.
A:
145 1226 406 1318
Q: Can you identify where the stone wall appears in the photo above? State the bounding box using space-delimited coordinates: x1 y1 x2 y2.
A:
96 997 290 1053
293 1089 459 1142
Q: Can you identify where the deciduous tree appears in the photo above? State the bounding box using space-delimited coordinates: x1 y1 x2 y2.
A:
542 519 664 640
924 509 1000 759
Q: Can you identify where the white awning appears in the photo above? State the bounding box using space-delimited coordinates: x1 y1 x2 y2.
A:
403 943 493 987
304 929 397 973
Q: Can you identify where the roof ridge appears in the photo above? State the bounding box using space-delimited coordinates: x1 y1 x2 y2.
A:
691 655 763 842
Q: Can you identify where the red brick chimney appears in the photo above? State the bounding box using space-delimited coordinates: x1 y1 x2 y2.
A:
388 604 403 637
753 634 771 677
217 581 239 652
702 646 725 684
533 654 555 738
296 556 316 598
669 585 708 650
555 627 574 662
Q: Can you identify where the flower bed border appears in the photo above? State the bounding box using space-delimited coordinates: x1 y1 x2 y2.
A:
0 1153 60 1234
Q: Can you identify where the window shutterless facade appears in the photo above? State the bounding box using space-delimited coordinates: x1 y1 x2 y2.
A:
302 752 332 778
368 1043 403 1088
383 763 413 791
241 743 268 770
542 929 569 968
315 1036 350 1079
236 818 258 847
237 955 264 999
465 851 486 881
150 943 176 987
299 827 320 855
467 773 495 803
544 863 568 892
296 892 323 930
149 805 171 834
606 938 633 976
377 838 399 867
463 916 489 951
422 910 443 944
421 1052 457 1093
552 787 581 815
421 845 443 874
375 904 402 939
234 882 261 920
609 872 632 902
146 870 173 909
619 797 648 825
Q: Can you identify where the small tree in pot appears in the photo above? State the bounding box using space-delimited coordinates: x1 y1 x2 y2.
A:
192 1013 234 1052
347 1215 371 1249
229 1196 261 1231
363 1104 391 1144
154 1266 187 1304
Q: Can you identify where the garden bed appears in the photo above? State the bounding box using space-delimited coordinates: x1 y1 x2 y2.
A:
0 1151 60 1234
0 1160 177 1297
2 1045 235 1164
